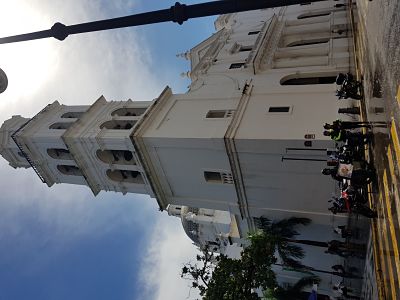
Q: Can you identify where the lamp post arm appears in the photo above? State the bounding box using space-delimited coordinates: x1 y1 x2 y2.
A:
0 0 326 44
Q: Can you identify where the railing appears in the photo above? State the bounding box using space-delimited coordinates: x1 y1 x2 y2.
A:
10 104 52 183
247 14 278 73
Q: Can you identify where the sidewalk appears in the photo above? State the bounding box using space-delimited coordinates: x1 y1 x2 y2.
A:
349 0 400 299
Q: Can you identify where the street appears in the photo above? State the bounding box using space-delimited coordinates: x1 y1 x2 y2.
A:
352 0 400 298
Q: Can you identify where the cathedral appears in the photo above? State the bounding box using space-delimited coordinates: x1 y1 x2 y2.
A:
0 0 359 297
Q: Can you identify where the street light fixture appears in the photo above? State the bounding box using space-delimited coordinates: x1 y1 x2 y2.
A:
0 68 8 94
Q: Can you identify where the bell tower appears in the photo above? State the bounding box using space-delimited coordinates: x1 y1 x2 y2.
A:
0 96 155 198
0 115 31 169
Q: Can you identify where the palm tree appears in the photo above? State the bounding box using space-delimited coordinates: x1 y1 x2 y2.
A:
273 263 362 279
254 217 329 267
271 275 320 300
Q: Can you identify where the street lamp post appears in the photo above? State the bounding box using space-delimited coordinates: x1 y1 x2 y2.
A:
0 0 326 44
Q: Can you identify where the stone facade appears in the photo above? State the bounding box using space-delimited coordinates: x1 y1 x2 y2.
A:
0 1 356 297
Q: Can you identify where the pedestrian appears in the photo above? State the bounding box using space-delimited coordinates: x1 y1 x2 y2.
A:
323 129 372 145
331 264 346 274
324 120 372 131
325 244 348 257
323 129 344 142
322 163 375 186
334 225 352 238
322 167 342 182
332 281 360 299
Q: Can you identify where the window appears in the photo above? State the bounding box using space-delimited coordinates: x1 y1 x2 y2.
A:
298 12 331 19
61 111 85 118
286 38 330 47
248 31 260 35
100 120 137 130
107 169 144 184
57 165 82 176
96 149 136 165
47 148 73 160
206 110 235 118
49 122 73 130
204 171 222 183
280 75 336 85
204 171 233 184
229 63 245 69
239 46 253 52
268 106 290 113
111 107 147 117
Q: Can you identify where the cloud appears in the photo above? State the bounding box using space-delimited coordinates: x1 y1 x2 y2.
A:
139 214 202 300
0 0 165 119
0 1 206 299
0 1 181 298
0 0 162 246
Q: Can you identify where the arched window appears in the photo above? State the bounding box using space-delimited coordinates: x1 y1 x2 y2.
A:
47 148 73 160
280 74 336 85
61 111 85 119
286 38 330 47
57 165 82 176
96 150 136 165
49 122 73 130
297 12 331 19
100 120 136 130
106 169 144 184
111 108 147 117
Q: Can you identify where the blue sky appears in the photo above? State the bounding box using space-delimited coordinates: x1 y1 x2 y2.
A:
0 1 215 299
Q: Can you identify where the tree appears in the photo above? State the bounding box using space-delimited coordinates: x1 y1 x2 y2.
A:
180 246 216 296
181 217 320 299
263 276 320 300
254 217 316 268
181 234 278 300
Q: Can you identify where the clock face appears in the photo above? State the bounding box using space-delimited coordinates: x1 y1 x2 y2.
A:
0 68 8 93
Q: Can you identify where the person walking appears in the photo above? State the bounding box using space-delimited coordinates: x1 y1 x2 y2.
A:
324 120 372 131
332 281 361 299
323 130 372 146
322 166 374 186
331 264 346 274
334 225 352 238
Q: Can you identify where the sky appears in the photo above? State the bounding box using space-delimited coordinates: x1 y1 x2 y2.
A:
0 1 216 299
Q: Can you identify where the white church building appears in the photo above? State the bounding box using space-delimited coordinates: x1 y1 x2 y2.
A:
0 0 361 297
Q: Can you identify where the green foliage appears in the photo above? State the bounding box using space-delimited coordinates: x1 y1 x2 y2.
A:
181 217 318 300
271 276 320 300
255 217 312 268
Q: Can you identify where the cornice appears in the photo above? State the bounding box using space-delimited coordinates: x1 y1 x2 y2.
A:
223 81 254 227
131 87 173 210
